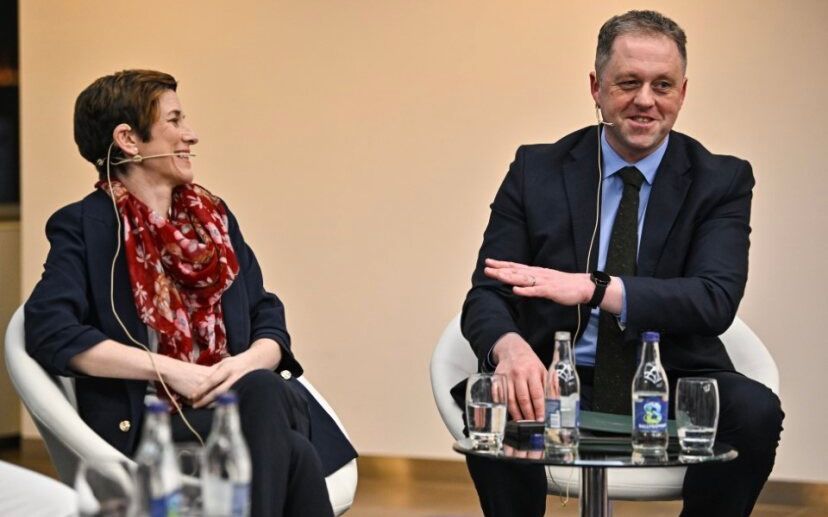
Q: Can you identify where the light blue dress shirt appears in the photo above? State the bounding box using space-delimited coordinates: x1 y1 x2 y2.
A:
574 130 668 366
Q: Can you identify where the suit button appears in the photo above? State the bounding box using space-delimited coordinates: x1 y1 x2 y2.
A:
119 420 131 432
280 370 292 380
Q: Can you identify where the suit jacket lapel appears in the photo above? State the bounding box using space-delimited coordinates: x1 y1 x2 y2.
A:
84 191 148 346
637 133 692 276
562 129 602 273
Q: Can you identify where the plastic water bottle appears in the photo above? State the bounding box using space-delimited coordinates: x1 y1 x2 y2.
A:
202 391 252 517
544 331 580 451
134 398 183 517
631 331 669 452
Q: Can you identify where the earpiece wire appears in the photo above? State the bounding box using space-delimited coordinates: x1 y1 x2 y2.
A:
104 142 204 446
547 122 605 508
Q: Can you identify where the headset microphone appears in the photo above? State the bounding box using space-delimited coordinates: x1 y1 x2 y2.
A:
107 152 197 166
595 105 615 127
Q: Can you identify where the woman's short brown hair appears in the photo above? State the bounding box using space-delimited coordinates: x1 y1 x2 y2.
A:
74 69 177 179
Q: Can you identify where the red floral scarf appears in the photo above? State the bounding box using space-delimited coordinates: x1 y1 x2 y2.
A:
97 180 239 398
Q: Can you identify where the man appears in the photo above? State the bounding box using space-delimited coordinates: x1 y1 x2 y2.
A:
457 10 783 517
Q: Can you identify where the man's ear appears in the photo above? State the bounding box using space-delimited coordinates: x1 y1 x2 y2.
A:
589 71 600 105
112 123 139 157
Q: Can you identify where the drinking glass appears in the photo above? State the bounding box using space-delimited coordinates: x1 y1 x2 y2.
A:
465 373 507 448
75 458 137 517
175 443 204 516
676 377 719 452
679 448 715 463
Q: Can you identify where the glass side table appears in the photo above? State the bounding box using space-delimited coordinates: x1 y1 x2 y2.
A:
453 437 737 517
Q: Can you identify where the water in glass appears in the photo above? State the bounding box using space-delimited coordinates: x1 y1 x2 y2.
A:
677 377 719 452
468 401 507 445
465 373 507 447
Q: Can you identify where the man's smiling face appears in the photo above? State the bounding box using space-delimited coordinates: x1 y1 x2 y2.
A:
590 33 687 162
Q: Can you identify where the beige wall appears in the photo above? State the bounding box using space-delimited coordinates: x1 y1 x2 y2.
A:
19 1 827 482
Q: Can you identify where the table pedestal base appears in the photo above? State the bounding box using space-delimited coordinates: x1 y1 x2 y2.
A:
580 466 609 517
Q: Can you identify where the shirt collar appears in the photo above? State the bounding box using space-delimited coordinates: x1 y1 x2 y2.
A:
600 129 669 185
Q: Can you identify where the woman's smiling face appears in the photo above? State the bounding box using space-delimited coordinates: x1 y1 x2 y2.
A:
134 90 199 187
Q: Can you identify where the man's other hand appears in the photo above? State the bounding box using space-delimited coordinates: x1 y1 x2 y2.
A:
492 332 547 421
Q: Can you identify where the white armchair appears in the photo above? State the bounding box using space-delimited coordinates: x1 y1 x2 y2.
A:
5 305 357 515
429 313 779 500
0 460 77 517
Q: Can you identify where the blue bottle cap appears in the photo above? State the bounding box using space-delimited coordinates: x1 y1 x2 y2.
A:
217 391 238 405
642 331 660 342
529 433 544 450
145 399 170 413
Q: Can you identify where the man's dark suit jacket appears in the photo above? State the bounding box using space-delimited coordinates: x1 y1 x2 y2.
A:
461 125 754 378
25 189 356 475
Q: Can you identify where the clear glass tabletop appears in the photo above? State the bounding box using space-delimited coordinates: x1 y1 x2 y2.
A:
453 437 737 468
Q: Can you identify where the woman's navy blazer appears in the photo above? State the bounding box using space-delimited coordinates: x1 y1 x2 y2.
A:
25 189 355 474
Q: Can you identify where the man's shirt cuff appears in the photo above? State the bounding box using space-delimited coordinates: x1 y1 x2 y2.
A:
618 278 628 330
484 345 498 372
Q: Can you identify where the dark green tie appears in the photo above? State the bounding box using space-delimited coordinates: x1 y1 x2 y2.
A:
593 166 645 415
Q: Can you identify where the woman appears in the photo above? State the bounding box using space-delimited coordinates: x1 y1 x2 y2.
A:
25 69 356 517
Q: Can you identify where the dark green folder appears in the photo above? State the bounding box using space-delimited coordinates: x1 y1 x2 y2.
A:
503 411 678 451
580 410 678 437
579 410 679 450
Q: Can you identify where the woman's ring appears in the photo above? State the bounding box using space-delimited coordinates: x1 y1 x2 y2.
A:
529 275 536 287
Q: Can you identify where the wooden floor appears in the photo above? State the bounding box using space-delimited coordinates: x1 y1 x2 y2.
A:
352 457 828 517
352 477 827 517
2 441 826 516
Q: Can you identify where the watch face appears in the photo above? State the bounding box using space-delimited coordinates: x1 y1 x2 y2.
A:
592 271 611 286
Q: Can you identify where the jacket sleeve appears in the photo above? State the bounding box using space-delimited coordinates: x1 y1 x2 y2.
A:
224 206 303 376
25 204 109 377
461 147 529 369
623 159 754 336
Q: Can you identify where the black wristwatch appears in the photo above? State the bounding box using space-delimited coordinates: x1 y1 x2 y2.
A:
587 271 611 308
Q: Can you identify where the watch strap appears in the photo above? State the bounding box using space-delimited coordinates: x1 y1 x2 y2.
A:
588 271 610 308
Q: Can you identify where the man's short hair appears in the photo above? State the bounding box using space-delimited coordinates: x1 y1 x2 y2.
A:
595 10 687 77
74 69 177 179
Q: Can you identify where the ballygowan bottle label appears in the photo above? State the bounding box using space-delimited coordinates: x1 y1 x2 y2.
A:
633 397 668 432
149 489 182 517
232 483 251 516
545 399 561 428
545 398 580 428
